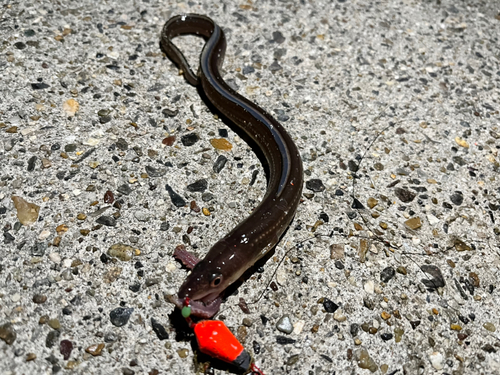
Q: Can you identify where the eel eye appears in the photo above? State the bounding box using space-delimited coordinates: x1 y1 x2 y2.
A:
209 273 222 287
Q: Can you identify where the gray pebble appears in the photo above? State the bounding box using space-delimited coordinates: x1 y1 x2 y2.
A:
450 191 464 205
151 318 169 340
395 188 416 203
276 315 293 334
305 179 325 192
117 184 132 195
96 216 117 226
104 331 119 343
145 278 161 287
31 242 47 256
45 330 60 348
380 267 395 283
202 192 215 202
134 211 150 222
186 179 208 192
145 165 165 177
61 269 73 281
109 307 134 327
420 265 445 291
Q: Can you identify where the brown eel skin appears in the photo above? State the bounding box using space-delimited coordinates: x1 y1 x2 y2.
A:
161 14 303 318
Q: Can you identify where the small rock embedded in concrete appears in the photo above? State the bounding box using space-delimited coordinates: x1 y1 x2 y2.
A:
0 323 17 345
276 336 296 345
85 343 105 356
181 133 199 146
213 155 228 173
380 333 393 341
31 242 47 256
33 294 47 304
450 191 464 205
380 267 395 283
404 217 421 230
394 188 416 203
330 244 344 260
31 82 50 90
104 190 114 203
12 196 40 225
109 307 134 327
162 135 176 146
62 99 79 116
165 184 186 207
306 179 325 192
117 184 132 195
108 243 135 261
428 351 444 370
420 265 445 290
367 197 378 209
145 165 166 177
46 330 60 348
364 280 375 294
48 318 61 330
186 179 208 192
276 315 293 334
60 340 73 360
210 138 233 150
355 348 378 372
323 298 339 313
454 238 471 251
96 215 116 226
151 318 169 340
27 156 37 171
483 322 496 332
286 354 300 366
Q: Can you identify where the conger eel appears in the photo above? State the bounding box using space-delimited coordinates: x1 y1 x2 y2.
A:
161 14 303 318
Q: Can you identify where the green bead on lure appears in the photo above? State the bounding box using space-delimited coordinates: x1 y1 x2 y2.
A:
181 305 191 319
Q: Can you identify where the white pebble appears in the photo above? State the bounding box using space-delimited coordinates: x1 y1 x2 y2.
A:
364 280 375 294
165 262 177 272
11 293 21 302
348 276 357 287
84 138 100 146
427 214 439 225
429 352 444 370
49 253 61 263
107 50 120 59
334 310 346 322
276 269 287 285
62 259 73 268
325 178 337 188
38 230 50 240
293 320 305 335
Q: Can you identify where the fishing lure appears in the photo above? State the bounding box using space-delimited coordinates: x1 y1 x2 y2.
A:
182 299 264 374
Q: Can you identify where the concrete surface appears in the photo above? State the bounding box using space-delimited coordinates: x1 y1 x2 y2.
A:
0 0 500 374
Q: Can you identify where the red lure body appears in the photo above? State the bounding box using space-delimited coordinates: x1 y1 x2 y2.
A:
193 320 251 372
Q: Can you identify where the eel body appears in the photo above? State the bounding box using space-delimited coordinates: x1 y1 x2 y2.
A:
161 14 303 318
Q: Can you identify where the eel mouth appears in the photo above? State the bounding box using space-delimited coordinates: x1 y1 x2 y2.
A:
168 294 222 319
